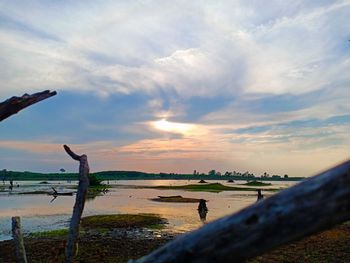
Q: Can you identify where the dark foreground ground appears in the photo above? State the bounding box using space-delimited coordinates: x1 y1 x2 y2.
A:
0 233 172 263
1 224 350 263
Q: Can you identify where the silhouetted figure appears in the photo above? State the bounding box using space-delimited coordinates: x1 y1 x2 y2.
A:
9 179 13 191
257 189 264 202
198 199 208 222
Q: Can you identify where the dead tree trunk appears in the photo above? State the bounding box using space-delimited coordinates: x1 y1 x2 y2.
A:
0 90 56 122
64 145 90 263
12 217 28 263
134 160 350 263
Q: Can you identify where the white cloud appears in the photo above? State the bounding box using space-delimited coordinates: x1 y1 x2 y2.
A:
1 0 349 175
1 0 349 98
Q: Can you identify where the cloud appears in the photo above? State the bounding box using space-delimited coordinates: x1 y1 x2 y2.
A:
0 1 349 176
1 0 349 98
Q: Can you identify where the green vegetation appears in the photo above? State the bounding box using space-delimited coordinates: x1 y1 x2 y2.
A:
242 181 272 186
88 173 103 186
149 183 278 193
0 170 78 181
86 184 109 200
0 169 303 181
28 214 166 239
81 214 166 230
151 195 202 203
30 229 69 238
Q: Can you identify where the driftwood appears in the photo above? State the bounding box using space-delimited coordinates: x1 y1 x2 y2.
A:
134 160 350 263
64 145 90 263
12 217 27 263
50 187 74 196
0 90 56 122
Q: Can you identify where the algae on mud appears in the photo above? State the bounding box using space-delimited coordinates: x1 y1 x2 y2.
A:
81 214 167 230
0 214 171 262
29 229 69 238
150 195 202 203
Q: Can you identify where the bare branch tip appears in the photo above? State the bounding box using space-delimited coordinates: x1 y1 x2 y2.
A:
63 145 81 161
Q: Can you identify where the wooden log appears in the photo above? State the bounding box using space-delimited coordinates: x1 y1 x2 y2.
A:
51 187 58 195
64 145 90 263
134 160 350 263
12 217 27 263
50 187 74 196
0 90 56 122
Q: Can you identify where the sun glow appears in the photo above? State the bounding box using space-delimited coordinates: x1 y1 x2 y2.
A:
152 119 195 135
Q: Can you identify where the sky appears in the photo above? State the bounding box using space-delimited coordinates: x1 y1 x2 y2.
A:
0 0 349 177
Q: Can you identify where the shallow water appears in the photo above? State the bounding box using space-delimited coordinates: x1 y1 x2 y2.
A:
0 180 298 241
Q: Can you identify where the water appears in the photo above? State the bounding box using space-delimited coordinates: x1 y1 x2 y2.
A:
0 180 297 241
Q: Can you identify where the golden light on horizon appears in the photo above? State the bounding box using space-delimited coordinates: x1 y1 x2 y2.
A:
152 119 195 135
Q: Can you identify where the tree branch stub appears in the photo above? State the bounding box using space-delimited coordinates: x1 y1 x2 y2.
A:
63 145 81 161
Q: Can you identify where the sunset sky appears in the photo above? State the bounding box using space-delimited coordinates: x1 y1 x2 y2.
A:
0 1 349 177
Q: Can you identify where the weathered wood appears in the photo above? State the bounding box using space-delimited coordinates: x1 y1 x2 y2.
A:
51 187 58 195
50 187 74 196
134 160 350 263
12 217 28 263
64 145 90 263
0 90 57 122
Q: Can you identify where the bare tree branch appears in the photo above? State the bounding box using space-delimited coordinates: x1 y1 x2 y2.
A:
64 145 90 263
0 90 57 122
134 160 350 263
63 145 81 161
12 217 27 263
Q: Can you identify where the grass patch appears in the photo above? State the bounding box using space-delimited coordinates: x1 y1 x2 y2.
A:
81 214 166 230
86 185 110 201
242 181 272 186
151 195 202 203
30 229 68 238
150 183 278 193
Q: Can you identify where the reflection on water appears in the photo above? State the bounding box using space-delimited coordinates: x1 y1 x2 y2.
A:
0 180 298 241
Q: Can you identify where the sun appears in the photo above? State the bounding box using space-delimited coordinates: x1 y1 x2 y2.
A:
152 119 194 135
